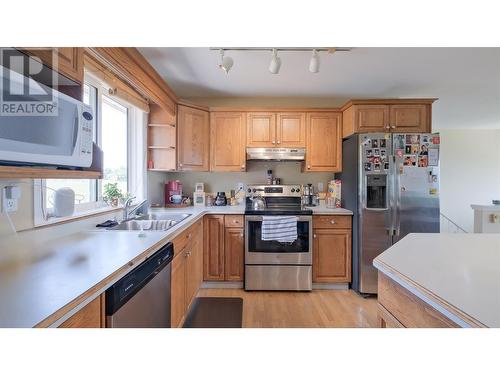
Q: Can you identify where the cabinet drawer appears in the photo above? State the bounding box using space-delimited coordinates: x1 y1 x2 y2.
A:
313 215 351 229
224 215 244 228
173 219 202 256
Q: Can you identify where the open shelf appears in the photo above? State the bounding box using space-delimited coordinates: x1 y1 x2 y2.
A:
148 146 175 149
148 123 175 128
148 168 177 172
0 165 103 179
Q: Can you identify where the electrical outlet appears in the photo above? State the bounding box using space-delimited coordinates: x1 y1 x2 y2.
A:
2 186 20 213
237 182 245 191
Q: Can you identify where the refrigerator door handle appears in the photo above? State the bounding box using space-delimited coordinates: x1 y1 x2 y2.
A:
395 163 401 238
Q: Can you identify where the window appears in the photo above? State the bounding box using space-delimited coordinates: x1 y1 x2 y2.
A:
34 75 147 226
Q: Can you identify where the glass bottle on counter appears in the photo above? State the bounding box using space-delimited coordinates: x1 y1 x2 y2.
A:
267 169 273 185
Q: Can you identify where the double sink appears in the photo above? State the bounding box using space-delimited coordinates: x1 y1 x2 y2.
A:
108 212 191 231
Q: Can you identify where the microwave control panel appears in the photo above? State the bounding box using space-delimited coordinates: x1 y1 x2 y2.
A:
79 105 94 161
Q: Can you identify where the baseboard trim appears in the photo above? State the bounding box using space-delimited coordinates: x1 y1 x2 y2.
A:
312 283 349 290
201 282 349 290
201 281 244 289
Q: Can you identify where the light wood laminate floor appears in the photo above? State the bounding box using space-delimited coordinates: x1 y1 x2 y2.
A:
196 288 378 328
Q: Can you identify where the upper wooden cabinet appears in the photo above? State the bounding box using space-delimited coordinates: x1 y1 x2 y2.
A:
276 112 306 147
389 104 429 133
342 100 435 137
305 112 342 172
21 48 83 83
247 112 306 148
246 112 276 147
210 112 246 172
177 105 210 171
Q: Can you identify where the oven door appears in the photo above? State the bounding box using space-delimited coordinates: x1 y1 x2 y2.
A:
245 215 312 265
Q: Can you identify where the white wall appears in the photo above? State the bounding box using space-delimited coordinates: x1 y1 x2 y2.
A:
438 129 500 232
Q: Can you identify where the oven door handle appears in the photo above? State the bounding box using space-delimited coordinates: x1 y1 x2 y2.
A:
245 215 312 222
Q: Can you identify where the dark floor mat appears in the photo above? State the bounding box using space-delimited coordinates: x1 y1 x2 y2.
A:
183 297 243 328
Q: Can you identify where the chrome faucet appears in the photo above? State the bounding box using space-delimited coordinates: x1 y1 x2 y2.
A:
123 197 149 221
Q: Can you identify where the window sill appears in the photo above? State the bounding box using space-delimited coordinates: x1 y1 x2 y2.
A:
33 204 124 228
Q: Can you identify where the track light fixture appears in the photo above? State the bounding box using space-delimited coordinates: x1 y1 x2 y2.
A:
211 47 350 75
309 49 320 73
269 48 281 74
218 49 234 74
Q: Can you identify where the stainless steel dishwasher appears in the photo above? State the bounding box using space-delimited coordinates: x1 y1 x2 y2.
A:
105 242 173 328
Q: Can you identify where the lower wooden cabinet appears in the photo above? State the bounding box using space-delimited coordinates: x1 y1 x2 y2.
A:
377 272 459 328
224 227 245 281
312 216 352 283
171 219 203 327
171 250 187 328
58 295 104 328
186 226 203 303
204 215 245 282
203 215 225 280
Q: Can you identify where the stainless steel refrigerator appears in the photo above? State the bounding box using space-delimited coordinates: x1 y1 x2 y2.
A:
338 133 440 294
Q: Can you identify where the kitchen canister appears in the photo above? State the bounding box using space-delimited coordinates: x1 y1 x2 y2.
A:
53 187 75 217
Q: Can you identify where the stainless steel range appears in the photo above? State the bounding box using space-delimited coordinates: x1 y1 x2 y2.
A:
244 184 313 291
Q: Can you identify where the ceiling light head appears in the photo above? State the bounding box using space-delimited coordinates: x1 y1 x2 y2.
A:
269 48 281 74
218 50 234 74
309 49 320 73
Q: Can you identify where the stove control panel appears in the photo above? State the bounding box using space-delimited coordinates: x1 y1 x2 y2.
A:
246 184 302 197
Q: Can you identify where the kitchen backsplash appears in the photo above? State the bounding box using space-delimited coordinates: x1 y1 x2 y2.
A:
148 161 334 206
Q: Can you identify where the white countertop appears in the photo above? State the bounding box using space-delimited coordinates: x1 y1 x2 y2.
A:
374 233 500 328
471 204 500 211
0 204 352 327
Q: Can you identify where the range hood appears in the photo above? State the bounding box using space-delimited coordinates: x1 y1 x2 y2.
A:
246 147 305 161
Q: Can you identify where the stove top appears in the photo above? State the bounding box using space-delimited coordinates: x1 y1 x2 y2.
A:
245 184 313 215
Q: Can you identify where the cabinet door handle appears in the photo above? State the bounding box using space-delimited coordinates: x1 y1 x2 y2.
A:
272 140 276 144
307 165 311 169
330 220 336 225
240 233 244 238
385 125 390 129
313 234 317 238
391 125 396 129
179 163 183 167
241 164 245 169
277 140 281 144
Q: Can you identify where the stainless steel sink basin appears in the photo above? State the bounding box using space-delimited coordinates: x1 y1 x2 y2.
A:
138 213 191 222
108 213 191 231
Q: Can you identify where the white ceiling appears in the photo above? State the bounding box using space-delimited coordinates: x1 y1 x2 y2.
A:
138 48 500 129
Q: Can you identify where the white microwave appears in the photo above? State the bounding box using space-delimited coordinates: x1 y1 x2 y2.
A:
0 67 94 168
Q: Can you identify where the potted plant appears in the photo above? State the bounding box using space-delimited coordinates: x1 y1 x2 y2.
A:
103 182 123 207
